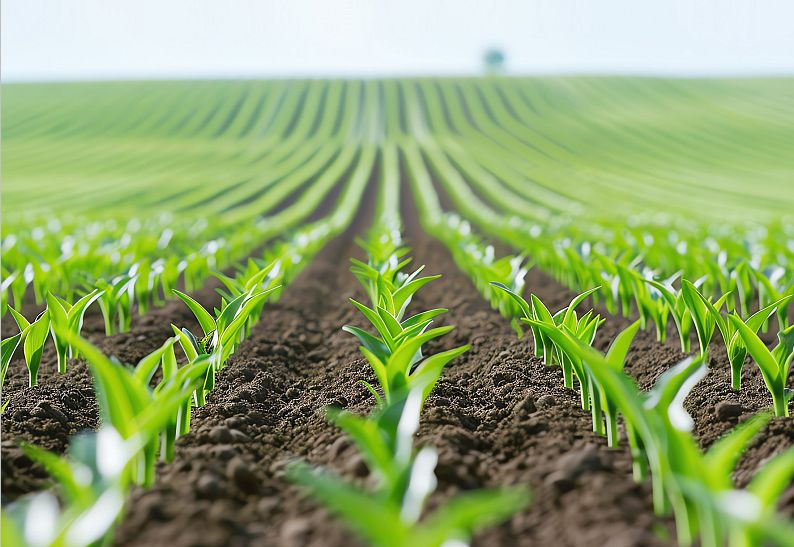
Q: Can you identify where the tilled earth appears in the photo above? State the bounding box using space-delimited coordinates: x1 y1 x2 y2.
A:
2 220 792 546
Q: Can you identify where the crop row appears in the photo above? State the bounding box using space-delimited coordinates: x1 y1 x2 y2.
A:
5 80 793 334
0 147 379 544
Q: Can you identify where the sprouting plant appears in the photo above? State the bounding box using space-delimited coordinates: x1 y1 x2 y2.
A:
45 289 104 374
737 446 794 546
728 318 794 417
8 308 51 387
63 332 210 486
753 267 794 330
645 275 695 353
490 283 602 406
689 288 792 390
213 258 280 336
344 259 467 406
288 388 529 547
172 286 279 403
173 286 279 365
2 427 140 547
95 274 137 335
681 279 732 356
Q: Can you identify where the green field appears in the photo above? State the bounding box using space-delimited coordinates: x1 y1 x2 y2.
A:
2 77 793 547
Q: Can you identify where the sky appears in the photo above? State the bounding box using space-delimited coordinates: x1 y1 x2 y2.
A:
3 0 794 81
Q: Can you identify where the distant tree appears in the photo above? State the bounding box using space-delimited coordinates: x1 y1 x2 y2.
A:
484 48 506 73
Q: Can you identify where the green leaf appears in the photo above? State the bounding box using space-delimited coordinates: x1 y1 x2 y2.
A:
605 320 641 370
172 290 216 337
8 307 30 332
360 346 390 400
401 308 447 330
392 275 440 318
728 315 782 394
171 324 200 362
747 446 794 511
418 487 531 545
350 298 395 349
562 286 601 325
327 408 395 483
703 412 771 487
343 325 389 361
21 443 86 505
23 310 50 386
134 337 178 385
287 462 406 546
410 345 469 403
1 333 22 387
490 281 531 319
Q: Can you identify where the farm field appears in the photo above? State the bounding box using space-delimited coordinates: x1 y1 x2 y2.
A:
2 77 794 547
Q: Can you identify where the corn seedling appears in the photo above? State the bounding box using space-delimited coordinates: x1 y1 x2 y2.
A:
8 308 51 387
645 276 695 352
491 283 602 406
728 317 794 416
63 331 210 486
95 274 138 335
289 388 529 547
753 267 793 331
681 280 732 357
2 427 139 547
212 258 280 337
45 289 104 373
344 255 468 406
526 319 794 546
692 288 792 390
172 286 279 403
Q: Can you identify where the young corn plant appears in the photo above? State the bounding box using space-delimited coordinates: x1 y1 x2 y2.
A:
645 276 696 353
95 274 137 335
490 283 602 407
681 279 732 357
212 258 281 337
527 321 794 546
689 286 792 390
753 267 793 330
344 274 468 406
172 285 279 403
3 365 214 547
45 289 104 373
62 331 211 486
728 317 794 417
288 387 530 547
8 308 51 387
2 427 140 547
344 244 468 406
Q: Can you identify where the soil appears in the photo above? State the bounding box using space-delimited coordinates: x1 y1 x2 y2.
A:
2 197 792 546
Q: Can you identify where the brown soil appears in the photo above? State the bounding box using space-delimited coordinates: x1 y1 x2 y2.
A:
2 206 791 546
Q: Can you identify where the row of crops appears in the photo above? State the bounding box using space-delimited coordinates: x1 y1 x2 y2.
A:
2 77 793 546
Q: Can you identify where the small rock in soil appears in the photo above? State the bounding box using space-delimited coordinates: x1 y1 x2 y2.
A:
196 474 224 500
536 394 556 409
227 458 259 494
544 470 576 492
513 393 536 415
209 426 234 443
31 401 68 423
555 445 605 477
229 429 250 442
281 517 311 544
715 400 743 421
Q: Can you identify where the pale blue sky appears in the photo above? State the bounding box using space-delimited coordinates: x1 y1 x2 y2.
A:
3 0 794 81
